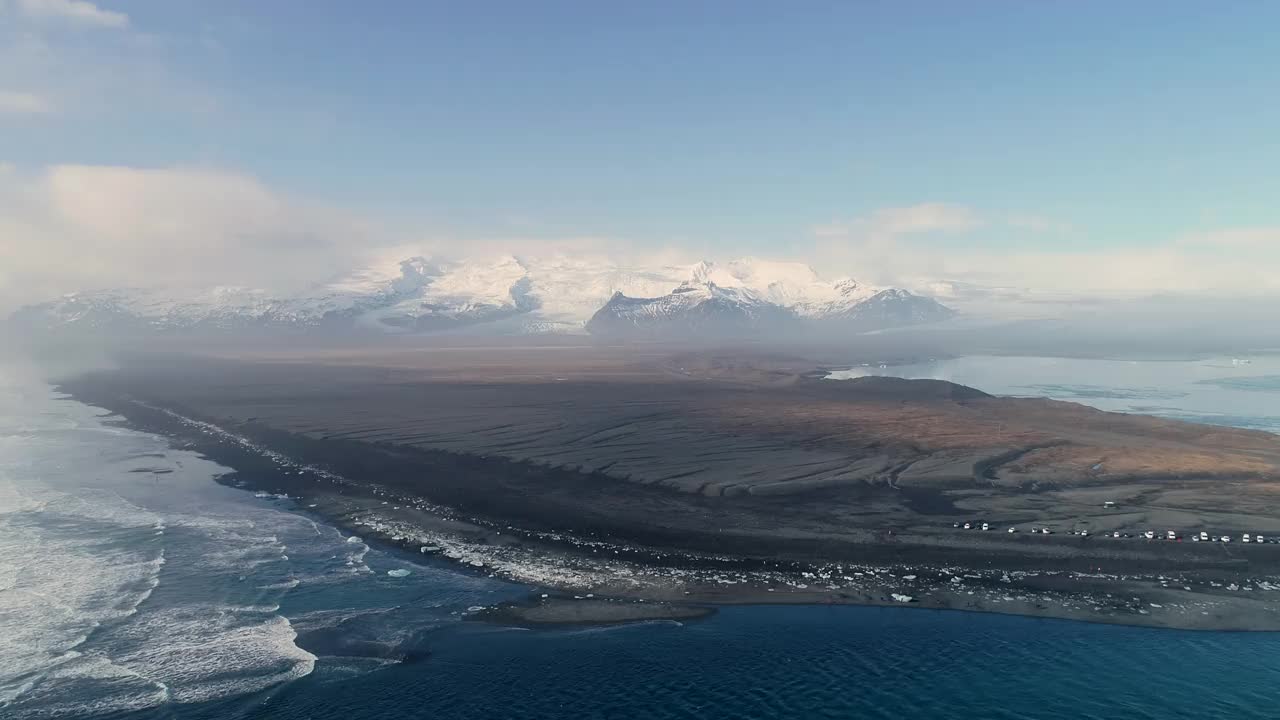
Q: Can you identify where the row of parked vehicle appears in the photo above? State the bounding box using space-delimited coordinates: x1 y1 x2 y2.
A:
951 522 1274 544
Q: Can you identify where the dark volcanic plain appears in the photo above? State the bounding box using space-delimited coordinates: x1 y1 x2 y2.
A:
60 343 1280 630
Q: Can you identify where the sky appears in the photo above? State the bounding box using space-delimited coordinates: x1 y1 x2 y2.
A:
2 0 1279 309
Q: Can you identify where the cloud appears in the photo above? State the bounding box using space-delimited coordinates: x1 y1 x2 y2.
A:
0 90 52 114
814 202 982 240
811 205 1280 297
0 162 694 313
917 247 1280 296
816 204 1073 242
13 0 128 28
864 203 983 235
0 164 375 310
4 168 1278 316
1177 226 1280 249
1005 213 1071 234
0 12 223 125
45 166 323 249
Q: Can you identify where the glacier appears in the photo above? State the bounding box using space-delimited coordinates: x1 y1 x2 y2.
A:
8 255 956 340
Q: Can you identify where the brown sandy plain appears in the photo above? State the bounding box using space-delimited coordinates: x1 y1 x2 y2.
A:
61 341 1280 629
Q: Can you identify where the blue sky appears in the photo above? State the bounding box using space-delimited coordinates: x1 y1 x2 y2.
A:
2 1 1279 302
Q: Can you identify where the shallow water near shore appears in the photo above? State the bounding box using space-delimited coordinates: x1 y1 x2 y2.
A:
827 354 1280 433
4 355 1280 719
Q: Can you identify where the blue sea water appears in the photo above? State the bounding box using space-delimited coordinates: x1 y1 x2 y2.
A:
3 356 1280 720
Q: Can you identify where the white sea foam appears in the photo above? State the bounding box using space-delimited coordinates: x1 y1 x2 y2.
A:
95 607 316 705
258 578 302 590
5 654 172 719
0 372 318 717
0 485 167 711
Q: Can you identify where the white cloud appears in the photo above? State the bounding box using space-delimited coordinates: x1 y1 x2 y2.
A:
13 0 128 28
1177 226 1280 249
0 16 222 124
815 203 982 239
918 247 1280 296
0 163 699 313
1005 213 1071 234
4 170 1278 316
0 164 375 310
864 202 983 235
811 205 1280 297
0 90 52 114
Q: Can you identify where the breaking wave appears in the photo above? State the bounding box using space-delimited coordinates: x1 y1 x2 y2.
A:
0 373 318 718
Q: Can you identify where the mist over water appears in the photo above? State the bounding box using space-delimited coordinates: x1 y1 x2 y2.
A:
828 354 1280 434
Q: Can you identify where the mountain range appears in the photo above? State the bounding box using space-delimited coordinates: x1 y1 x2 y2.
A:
8 255 955 340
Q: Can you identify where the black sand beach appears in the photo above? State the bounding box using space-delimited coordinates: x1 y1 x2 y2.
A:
54 346 1280 630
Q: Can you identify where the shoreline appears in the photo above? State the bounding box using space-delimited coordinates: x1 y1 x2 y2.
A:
56 382 1280 632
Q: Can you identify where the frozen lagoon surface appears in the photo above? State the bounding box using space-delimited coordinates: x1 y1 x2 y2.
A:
3 356 1280 720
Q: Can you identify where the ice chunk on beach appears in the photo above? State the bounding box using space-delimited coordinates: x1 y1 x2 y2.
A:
891 593 914 603
386 569 411 578
346 536 362 544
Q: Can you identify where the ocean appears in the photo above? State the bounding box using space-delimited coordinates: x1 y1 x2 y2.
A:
3 356 1280 720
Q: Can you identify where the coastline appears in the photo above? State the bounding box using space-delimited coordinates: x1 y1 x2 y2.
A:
57 381 1280 632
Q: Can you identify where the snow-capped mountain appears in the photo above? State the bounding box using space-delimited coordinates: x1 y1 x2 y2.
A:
584 273 951 339
818 288 956 330
682 258 877 314
8 285 325 335
9 255 956 340
585 281 798 338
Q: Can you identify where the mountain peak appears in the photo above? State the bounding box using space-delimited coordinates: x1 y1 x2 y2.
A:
833 278 865 295
685 260 741 288
11 254 955 339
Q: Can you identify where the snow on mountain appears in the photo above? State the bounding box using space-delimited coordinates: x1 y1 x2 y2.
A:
10 255 956 339
584 273 949 339
581 258 918 338
678 257 869 309
819 288 957 330
725 258 841 305
348 255 535 332
8 285 325 335
517 256 694 330
790 277 878 318
585 280 797 338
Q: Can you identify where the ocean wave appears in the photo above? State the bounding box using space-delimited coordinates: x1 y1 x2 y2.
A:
0 509 169 717
0 378 319 718
3 653 172 719
257 578 302 591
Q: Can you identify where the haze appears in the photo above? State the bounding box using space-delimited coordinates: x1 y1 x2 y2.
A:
8 6 1280 719
3 1 1280 347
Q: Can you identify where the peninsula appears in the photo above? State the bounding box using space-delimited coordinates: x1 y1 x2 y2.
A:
61 343 1280 630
